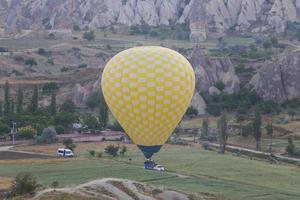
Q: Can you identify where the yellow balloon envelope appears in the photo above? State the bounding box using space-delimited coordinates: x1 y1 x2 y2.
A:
101 46 195 158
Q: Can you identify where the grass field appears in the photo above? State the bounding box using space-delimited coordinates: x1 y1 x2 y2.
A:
1 143 300 200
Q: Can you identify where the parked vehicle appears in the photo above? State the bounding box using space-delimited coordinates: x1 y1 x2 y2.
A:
153 165 165 171
57 148 74 157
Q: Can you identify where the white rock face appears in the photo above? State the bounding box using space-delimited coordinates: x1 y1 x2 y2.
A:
2 0 299 40
73 83 91 108
191 92 207 115
189 47 240 94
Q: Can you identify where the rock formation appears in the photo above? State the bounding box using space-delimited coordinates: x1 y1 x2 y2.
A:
1 0 300 41
73 83 91 107
249 51 300 103
189 47 240 94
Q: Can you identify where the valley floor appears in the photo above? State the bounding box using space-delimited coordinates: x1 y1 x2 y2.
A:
1 142 300 200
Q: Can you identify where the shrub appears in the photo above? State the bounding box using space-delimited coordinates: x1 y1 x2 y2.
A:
286 137 296 156
88 150 96 157
60 99 76 113
0 122 10 136
185 106 198 117
108 121 124 132
104 144 119 157
83 31 95 41
55 125 65 134
42 82 59 93
9 173 38 197
51 181 59 189
78 63 87 68
214 81 225 91
36 127 57 144
86 92 100 109
37 48 48 56
25 58 38 67
119 146 127 156
61 67 69 72
96 152 103 158
17 125 37 140
63 138 76 151
82 114 101 130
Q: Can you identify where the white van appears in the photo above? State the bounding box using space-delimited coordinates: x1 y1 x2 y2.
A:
57 148 74 157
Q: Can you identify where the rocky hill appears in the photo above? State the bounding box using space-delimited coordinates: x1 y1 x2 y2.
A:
30 178 215 200
1 0 300 41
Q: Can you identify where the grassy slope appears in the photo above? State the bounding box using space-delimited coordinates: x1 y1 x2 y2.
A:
1 145 300 200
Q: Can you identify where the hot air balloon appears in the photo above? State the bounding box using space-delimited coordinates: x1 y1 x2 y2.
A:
101 46 195 160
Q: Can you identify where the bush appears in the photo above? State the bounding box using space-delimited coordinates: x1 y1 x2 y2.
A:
286 137 296 155
202 142 212 150
17 125 37 140
63 138 76 151
0 122 10 136
37 48 48 56
78 63 87 68
83 31 95 41
104 144 119 157
119 146 127 156
51 181 59 188
42 82 59 93
214 81 225 91
88 150 96 157
9 173 38 197
86 92 101 109
96 152 103 158
55 125 65 134
60 99 76 113
61 67 69 72
185 106 199 117
25 58 38 67
108 121 124 132
36 127 58 144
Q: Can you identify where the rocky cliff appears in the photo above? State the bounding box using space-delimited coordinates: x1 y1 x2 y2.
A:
1 0 300 41
249 51 300 103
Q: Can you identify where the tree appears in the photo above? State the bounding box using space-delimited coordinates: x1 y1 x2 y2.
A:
214 81 225 91
63 138 76 151
119 145 127 156
83 31 95 41
9 173 38 197
185 106 198 117
54 112 77 128
82 114 101 130
60 99 75 113
99 89 108 128
86 92 100 109
29 86 38 113
266 121 273 153
202 116 209 138
218 112 228 154
0 122 10 136
0 100 2 116
50 92 56 116
11 98 15 114
4 80 10 116
286 137 295 156
104 144 119 157
37 127 58 144
253 108 262 151
16 88 23 114
25 58 38 67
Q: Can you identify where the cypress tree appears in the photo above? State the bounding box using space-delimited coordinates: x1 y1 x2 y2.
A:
16 88 23 114
30 86 38 113
11 98 15 114
253 108 262 151
50 92 56 116
218 112 228 154
99 88 108 128
0 100 2 116
4 80 10 116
